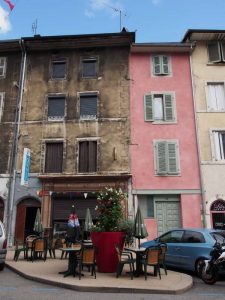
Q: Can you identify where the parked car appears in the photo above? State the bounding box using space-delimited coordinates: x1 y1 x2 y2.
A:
0 220 7 271
141 228 225 275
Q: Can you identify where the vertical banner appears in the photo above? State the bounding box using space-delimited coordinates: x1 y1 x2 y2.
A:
21 148 30 186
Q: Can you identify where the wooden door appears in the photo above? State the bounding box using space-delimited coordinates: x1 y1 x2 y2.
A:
15 205 26 242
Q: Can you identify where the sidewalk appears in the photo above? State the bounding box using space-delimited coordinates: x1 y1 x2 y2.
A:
6 249 193 294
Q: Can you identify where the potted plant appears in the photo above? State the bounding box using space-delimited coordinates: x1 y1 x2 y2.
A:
90 187 132 273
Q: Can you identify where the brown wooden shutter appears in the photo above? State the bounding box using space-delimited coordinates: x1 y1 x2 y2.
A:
79 141 97 173
89 141 97 172
45 142 63 173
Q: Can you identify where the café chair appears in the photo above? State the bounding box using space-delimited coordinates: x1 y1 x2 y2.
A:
14 240 27 261
158 243 167 275
115 244 135 280
48 238 62 259
141 246 161 280
31 237 48 262
77 246 96 280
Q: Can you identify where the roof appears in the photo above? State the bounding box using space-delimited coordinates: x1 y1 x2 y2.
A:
131 42 194 53
182 29 225 42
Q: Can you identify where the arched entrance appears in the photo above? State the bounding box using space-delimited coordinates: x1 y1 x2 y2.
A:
0 197 4 222
210 199 225 229
15 197 41 242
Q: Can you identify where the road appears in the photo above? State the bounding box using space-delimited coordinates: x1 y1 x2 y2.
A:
0 267 224 300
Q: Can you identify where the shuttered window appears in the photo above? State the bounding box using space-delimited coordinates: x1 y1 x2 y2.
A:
82 58 97 78
80 93 97 120
207 83 225 111
52 60 66 79
79 141 97 173
48 96 65 120
0 93 4 122
208 41 225 63
152 55 170 75
45 142 63 173
213 131 225 160
144 93 175 122
155 141 179 175
0 57 6 78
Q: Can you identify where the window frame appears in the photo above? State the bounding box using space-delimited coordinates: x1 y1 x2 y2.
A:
81 57 98 78
211 130 225 161
78 91 98 120
208 41 225 63
51 58 67 80
144 92 176 123
47 93 66 121
0 92 5 122
154 140 180 176
44 141 64 173
77 138 98 173
151 55 171 76
206 82 225 112
0 57 7 78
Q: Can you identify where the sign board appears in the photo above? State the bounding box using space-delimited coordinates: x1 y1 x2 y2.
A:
21 148 30 186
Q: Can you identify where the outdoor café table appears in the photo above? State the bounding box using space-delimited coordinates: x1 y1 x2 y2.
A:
59 246 82 277
124 247 153 277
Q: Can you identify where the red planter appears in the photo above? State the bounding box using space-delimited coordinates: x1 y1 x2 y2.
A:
91 231 125 273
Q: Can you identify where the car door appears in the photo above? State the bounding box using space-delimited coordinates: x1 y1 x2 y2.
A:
158 230 184 267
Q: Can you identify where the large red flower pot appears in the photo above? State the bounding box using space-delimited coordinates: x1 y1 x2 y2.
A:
91 231 125 273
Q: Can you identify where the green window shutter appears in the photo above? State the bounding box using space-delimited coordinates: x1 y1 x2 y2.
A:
156 142 167 174
167 142 179 174
162 56 169 75
144 94 153 121
164 94 174 121
153 56 161 75
208 42 221 63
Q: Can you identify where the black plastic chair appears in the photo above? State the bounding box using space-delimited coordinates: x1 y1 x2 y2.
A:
14 240 27 261
141 246 161 280
158 243 167 275
115 244 135 280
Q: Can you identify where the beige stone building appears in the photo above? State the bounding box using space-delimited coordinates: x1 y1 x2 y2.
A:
3 31 135 245
183 30 225 229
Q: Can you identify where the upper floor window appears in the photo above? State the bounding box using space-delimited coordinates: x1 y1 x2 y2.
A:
152 55 171 76
81 57 98 78
206 82 225 111
208 41 225 63
154 140 180 175
79 92 97 120
48 95 65 121
78 140 97 173
0 93 4 122
212 131 225 161
144 93 176 123
51 59 67 79
45 142 63 173
0 57 7 78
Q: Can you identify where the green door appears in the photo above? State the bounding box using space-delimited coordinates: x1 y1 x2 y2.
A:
155 196 181 236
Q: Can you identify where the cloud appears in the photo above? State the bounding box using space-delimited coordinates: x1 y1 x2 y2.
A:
0 6 11 34
87 0 124 18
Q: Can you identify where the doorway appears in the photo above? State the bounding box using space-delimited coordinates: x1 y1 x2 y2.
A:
0 197 4 222
210 199 225 230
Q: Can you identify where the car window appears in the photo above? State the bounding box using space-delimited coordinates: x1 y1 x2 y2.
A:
211 232 225 244
182 231 205 243
159 230 184 243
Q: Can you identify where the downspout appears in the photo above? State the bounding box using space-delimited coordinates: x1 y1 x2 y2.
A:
7 39 27 246
189 43 206 228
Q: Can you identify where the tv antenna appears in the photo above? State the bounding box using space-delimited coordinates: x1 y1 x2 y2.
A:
32 19 38 35
103 3 127 31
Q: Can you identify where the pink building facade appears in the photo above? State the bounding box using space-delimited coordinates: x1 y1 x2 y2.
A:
130 44 202 240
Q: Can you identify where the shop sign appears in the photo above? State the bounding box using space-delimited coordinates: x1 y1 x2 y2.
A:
21 148 30 186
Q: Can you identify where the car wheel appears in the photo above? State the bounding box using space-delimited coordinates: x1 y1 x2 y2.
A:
0 263 5 271
195 258 206 276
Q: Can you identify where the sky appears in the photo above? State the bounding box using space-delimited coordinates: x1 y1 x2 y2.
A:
0 0 225 43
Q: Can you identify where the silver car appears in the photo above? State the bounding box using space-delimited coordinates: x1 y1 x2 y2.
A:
0 221 7 271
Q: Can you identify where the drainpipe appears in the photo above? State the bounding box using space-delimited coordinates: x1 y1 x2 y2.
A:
189 43 206 228
7 39 27 246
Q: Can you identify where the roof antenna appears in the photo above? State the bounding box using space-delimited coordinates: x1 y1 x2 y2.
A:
103 3 127 31
32 19 38 36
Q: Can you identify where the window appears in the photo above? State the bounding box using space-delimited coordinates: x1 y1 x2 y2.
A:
48 95 65 120
51 59 66 79
45 142 63 173
78 140 97 173
208 41 225 63
207 83 225 111
82 58 97 78
79 93 97 120
0 57 6 78
144 93 175 122
159 230 184 243
0 93 4 122
139 195 154 218
182 231 205 243
212 131 225 160
152 55 170 75
154 140 180 175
